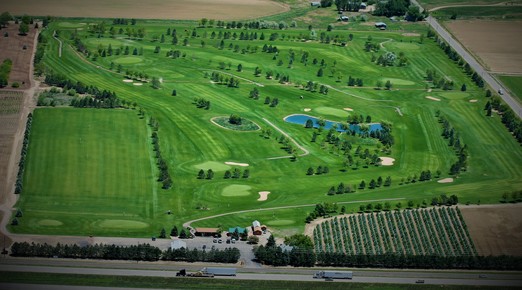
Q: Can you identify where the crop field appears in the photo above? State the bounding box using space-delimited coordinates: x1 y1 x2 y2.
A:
10 108 155 236
10 5 522 238
312 207 476 256
418 0 522 10
497 75 522 104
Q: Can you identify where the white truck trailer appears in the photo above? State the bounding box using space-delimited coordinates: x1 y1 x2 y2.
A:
313 270 353 279
201 267 237 276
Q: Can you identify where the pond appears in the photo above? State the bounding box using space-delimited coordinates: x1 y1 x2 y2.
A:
284 114 382 133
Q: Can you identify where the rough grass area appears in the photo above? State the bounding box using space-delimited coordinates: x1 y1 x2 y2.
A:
498 75 522 104
10 108 154 236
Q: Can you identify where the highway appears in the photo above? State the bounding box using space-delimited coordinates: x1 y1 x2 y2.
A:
0 259 521 288
411 0 522 118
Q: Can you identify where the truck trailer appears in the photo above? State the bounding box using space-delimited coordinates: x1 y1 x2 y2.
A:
201 267 237 276
313 270 353 279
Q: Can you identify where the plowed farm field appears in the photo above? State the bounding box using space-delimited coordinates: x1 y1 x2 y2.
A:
0 0 289 20
445 20 522 74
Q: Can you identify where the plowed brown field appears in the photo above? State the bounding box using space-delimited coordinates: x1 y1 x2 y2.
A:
460 204 522 256
446 20 522 74
1 0 289 20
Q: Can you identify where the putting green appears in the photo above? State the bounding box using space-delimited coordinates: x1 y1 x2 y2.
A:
380 78 416 86
266 219 295 226
38 219 63 226
314 107 350 118
437 92 469 100
193 161 231 171
98 220 149 229
385 42 421 51
113 57 144 64
221 185 252 197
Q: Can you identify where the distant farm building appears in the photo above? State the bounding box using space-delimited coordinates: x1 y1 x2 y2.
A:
310 2 321 7
171 239 187 250
194 227 219 237
339 15 349 22
375 22 387 29
360 2 367 9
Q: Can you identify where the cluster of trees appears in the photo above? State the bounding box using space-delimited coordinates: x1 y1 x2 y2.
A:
163 225 190 239
206 72 239 88
224 168 250 179
431 194 459 206
33 33 48 76
112 18 137 25
10 242 241 264
426 69 454 90
166 49 184 59
357 175 392 190
264 96 279 107
254 234 316 267
14 113 32 195
0 58 12 87
316 252 522 270
306 165 330 175
305 202 339 223
500 191 522 203
332 0 363 11
374 52 408 67
485 96 522 144
44 71 121 108
364 36 380 53
347 75 364 87
150 117 172 189
398 169 441 185
438 114 468 175
374 0 410 17
326 182 355 195
193 97 210 110
197 169 215 180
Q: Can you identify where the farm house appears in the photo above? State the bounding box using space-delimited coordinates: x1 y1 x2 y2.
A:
251 220 267 235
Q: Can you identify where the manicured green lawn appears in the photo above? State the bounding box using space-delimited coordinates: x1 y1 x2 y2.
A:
13 8 522 238
10 108 155 236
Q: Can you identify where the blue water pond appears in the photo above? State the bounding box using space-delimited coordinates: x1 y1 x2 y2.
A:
284 114 382 133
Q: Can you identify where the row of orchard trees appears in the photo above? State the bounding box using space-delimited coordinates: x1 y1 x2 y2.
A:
13 113 32 194
10 242 239 263
312 207 476 258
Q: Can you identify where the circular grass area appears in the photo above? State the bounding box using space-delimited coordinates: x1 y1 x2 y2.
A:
193 161 231 171
38 219 63 226
98 220 149 229
314 107 350 118
221 184 252 197
211 117 260 131
437 91 469 100
113 57 144 65
380 78 416 86
266 219 295 226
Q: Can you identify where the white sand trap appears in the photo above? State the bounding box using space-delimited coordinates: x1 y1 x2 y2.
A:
258 191 270 201
225 162 249 167
379 157 395 166
123 79 133 83
343 107 354 111
438 178 454 183
427 89 432 92
304 108 312 112
133 83 143 86
469 99 478 103
426 96 441 101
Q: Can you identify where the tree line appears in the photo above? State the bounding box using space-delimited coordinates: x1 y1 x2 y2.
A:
0 58 12 87
13 113 32 195
149 117 172 189
437 113 468 176
254 234 316 267
485 96 522 145
10 242 240 264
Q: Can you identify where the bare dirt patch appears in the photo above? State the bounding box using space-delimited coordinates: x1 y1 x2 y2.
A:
224 162 249 167
0 23 37 90
469 99 478 102
343 107 354 111
437 178 454 183
461 204 522 256
1 0 289 20
402 33 420 36
379 157 395 166
446 20 522 74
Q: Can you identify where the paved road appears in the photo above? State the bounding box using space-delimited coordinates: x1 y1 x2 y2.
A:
410 0 522 118
1 263 521 288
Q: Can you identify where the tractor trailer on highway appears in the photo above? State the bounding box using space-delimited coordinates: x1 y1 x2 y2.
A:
201 267 237 276
313 270 353 279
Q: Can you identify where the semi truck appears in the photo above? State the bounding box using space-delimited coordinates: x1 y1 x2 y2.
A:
313 270 353 279
175 269 214 278
201 267 237 276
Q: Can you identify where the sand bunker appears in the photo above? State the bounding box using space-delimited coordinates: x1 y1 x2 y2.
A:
438 178 454 183
258 191 270 201
225 162 249 167
426 96 441 101
379 157 395 166
303 108 311 112
343 108 354 111
469 99 478 103
402 33 420 37
123 79 133 83
133 83 143 86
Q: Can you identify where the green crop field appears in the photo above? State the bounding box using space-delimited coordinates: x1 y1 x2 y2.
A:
431 6 522 19
11 5 522 238
418 0 522 10
498 75 522 104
